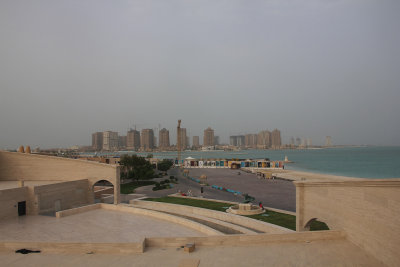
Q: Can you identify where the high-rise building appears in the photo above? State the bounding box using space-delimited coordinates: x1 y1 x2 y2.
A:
257 130 271 149
192 136 200 148
158 128 170 149
141 129 154 151
102 131 119 151
214 136 220 146
127 129 140 150
118 136 127 149
296 137 301 147
290 137 295 146
245 134 258 148
177 128 187 149
92 132 103 151
237 135 245 147
307 138 312 147
301 138 307 147
230 136 237 146
325 136 332 147
203 127 214 147
271 129 282 149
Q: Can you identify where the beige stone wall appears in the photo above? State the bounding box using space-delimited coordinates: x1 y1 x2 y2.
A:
295 179 400 267
56 203 101 218
145 230 345 248
0 187 28 219
35 180 92 214
0 240 144 254
0 151 120 204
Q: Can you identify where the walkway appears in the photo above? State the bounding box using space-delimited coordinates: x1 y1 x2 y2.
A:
0 209 204 243
134 168 296 211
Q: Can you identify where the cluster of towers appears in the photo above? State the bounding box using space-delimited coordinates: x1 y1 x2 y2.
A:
230 129 282 149
91 126 218 152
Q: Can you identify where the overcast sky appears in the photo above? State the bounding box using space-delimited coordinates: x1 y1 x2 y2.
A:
1 0 399 149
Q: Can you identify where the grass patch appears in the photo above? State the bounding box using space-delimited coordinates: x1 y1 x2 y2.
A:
143 196 329 231
144 196 296 230
145 196 228 212
120 180 156 194
309 220 329 231
246 212 296 231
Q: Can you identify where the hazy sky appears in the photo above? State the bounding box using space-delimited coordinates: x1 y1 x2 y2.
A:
1 0 399 149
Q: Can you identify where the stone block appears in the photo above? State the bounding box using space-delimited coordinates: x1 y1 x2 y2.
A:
184 243 195 253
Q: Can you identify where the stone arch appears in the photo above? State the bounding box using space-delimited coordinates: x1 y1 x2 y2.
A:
304 218 330 231
92 179 115 204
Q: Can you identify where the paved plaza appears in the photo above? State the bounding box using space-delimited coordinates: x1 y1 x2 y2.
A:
0 209 204 243
134 168 296 211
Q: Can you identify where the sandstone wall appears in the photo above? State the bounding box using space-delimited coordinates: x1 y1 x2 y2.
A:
35 180 93 214
0 187 28 219
0 151 120 204
295 179 400 267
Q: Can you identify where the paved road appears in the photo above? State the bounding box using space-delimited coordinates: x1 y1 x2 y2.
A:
134 167 296 212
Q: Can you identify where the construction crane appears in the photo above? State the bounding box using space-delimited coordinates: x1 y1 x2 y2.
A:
177 120 182 167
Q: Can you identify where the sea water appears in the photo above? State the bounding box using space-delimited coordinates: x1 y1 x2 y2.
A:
92 146 400 178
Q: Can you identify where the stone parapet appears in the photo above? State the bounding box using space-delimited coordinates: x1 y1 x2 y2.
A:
145 230 345 248
294 179 400 267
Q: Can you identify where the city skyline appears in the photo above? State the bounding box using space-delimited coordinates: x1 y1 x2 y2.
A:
1 1 400 149
85 126 340 153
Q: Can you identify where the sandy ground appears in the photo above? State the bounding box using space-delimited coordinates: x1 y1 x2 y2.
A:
274 169 367 181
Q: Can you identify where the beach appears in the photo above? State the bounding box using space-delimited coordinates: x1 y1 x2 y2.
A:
272 169 365 181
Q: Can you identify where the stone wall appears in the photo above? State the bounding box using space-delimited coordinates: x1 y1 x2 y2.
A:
0 151 120 204
0 187 28 219
295 179 400 267
145 230 345 248
35 180 92 214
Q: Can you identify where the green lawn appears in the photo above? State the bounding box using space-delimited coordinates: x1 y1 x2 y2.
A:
144 196 329 231
120 180 156 194
145 196 228 212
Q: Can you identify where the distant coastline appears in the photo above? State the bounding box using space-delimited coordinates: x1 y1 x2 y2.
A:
78 146 400 179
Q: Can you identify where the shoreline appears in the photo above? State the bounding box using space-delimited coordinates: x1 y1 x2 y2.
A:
274 169 400 181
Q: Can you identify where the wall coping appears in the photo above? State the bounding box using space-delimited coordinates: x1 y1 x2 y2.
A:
145 230 346 247
0 150 118 169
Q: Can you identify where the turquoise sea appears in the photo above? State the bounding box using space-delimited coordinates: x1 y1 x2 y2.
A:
92 146 400 179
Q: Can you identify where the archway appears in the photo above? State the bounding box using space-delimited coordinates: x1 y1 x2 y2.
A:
93 180 115 204
304 218 330 231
